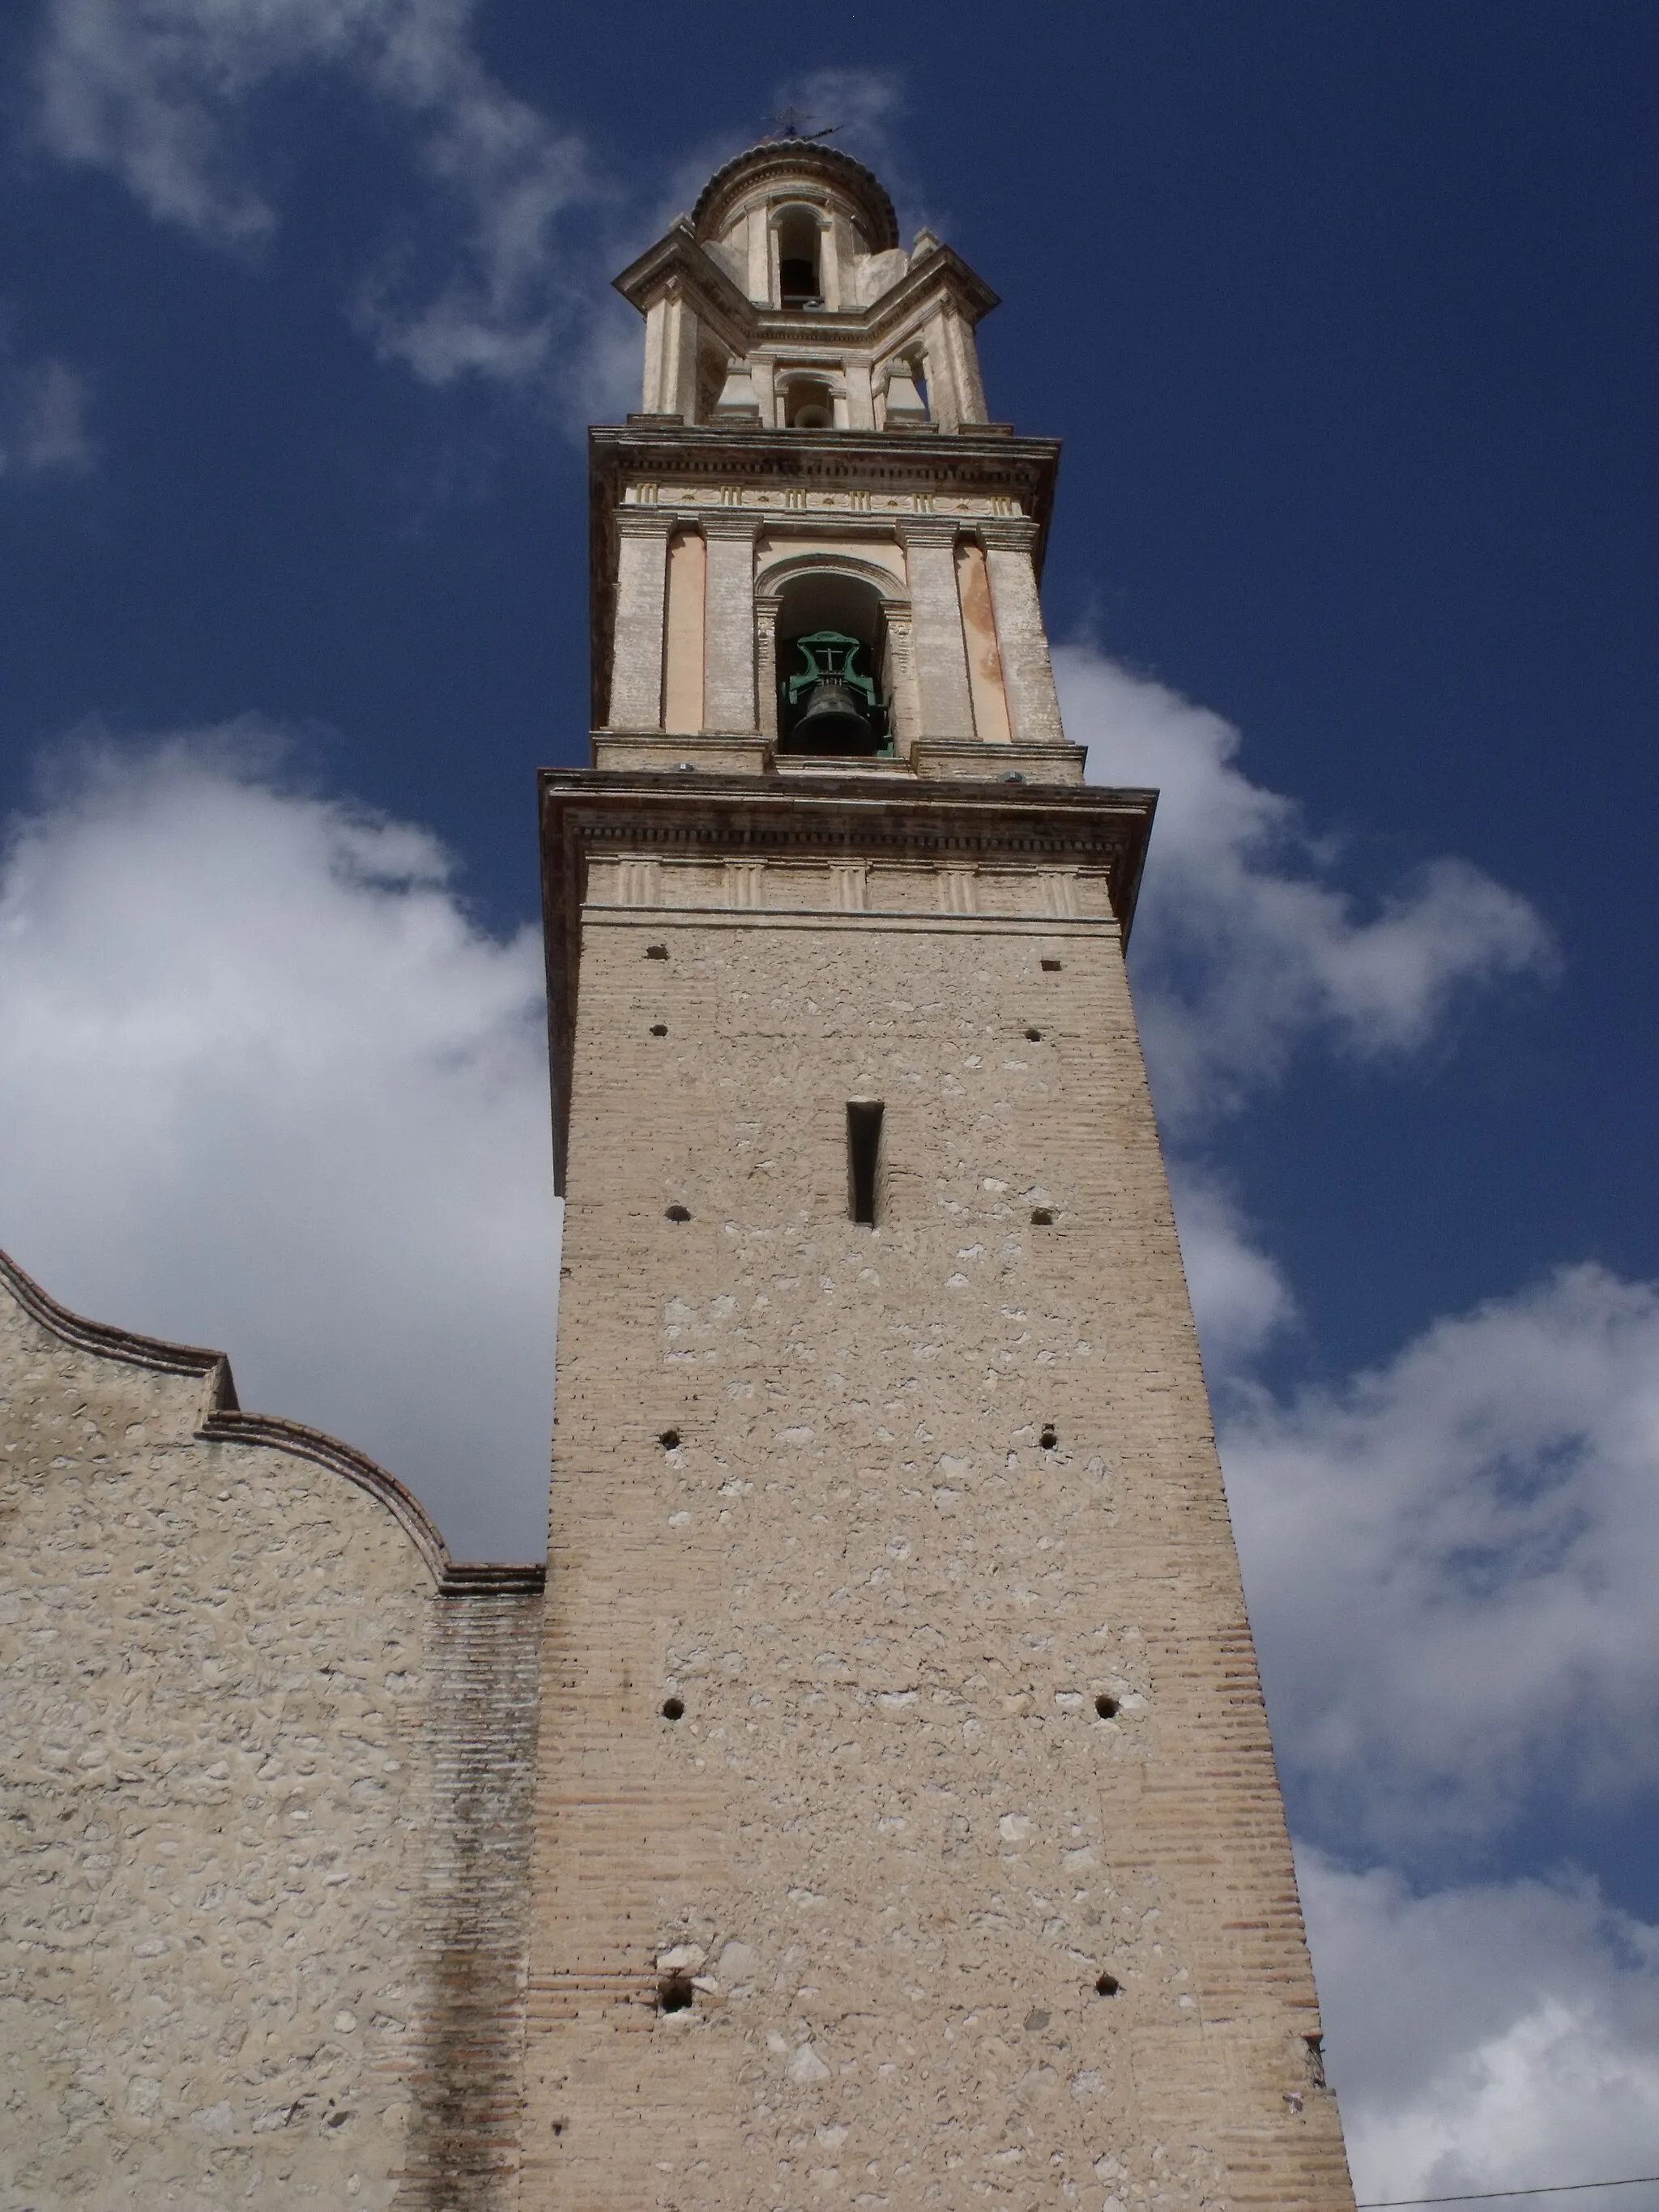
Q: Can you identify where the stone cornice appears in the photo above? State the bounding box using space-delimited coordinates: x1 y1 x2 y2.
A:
700 509 761 537
0 1244 545 1592
537 769 1156 1191
0 1242 237 1395
591 424 1058 539
611 224 758 352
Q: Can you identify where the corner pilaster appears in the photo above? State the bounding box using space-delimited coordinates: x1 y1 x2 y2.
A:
702 514 758 734
983 517 1066 746
607 509 673 731
898 517 976 739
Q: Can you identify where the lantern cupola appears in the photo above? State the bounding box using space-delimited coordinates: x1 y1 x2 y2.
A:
614 138 996 431
596 139 1077 781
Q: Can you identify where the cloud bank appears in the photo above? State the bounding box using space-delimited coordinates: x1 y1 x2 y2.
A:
1303 1854 1659 2203
0 308 93 478
1226 1262 1659 1849
0 731 557 1560
1056 645 1553 1131
30 5 914 423
34 0 611 397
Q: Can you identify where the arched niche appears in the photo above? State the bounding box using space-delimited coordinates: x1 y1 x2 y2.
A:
877 351 930 428
754 552 918 757
776 370 842 430
773 202 827 308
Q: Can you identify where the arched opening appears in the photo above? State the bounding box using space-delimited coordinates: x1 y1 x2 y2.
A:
783 377 835 430
775 571 890 757
881 353 930 427
776 205 823 307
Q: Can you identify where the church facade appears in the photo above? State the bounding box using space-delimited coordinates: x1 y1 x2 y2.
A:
0 142 1354 2210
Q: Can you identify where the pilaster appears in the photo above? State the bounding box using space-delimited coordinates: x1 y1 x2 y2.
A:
641 290 700 419
702 515 757 733
983 516 1066 746
898 517 976 739
606 510 672 731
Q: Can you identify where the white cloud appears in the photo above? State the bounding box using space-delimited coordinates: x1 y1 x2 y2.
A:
1303 1852 1659 2206
1061 644 1659 2177
28 15 920 418
33 0 608 395
0 311 93 477
37 0 376 247
1223 1264 1659 1848
1058 643 1554 1385
1058 645 1555 1128
0 731 558 1561
28 11 932 424
1168 1162 1296 1374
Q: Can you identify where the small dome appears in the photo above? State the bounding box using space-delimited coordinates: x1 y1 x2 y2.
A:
691 140 899 252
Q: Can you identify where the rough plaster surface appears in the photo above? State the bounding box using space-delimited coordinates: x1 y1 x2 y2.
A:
0 1272 539 2211
522 893 1354 2211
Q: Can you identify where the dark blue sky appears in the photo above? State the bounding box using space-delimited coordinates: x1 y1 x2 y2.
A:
5 0 1659 1922
6 2 1655 1397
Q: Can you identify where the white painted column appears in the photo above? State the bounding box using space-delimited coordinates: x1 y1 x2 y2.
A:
702 515 757 733
819 214 843 309
744 208 770 303
640 298 672 413
640 289 699 416
940 304 989 426
982 518 1065 744
607 509 672 730
920 311 962 430
899 519 976 739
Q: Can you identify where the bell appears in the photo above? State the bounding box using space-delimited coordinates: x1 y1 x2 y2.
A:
780 629 886 756
781 677 882 756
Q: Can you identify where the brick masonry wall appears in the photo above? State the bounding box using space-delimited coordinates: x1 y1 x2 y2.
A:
520 889 1354 2212
0 1269 542 2211
394 1576 544 2210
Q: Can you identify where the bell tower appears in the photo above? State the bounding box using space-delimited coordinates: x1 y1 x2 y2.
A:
525 139 1355 2212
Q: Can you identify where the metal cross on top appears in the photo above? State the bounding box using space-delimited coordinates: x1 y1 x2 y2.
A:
762 105 840 142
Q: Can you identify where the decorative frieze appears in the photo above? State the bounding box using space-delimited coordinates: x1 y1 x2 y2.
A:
625 482 1031 518
583 850 1115 924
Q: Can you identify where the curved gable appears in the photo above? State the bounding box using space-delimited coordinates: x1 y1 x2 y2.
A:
0 1246 452 1583
0 1248 544 2205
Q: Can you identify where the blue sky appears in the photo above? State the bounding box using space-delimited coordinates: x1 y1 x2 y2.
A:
2 3 1658 2200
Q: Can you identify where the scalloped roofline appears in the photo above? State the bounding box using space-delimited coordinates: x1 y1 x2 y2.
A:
691 140 900 250
0 1246 544 1596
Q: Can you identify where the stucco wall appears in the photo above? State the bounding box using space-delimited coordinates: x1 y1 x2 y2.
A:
0 1263 540 2212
